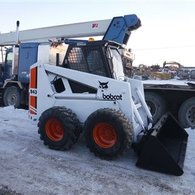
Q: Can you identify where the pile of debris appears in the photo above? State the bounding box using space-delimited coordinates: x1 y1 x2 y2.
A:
131 61 195 80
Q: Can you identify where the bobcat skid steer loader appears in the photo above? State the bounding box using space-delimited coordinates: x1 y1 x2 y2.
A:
29 40 188 176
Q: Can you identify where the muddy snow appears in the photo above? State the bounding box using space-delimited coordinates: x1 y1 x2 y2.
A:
0 106 195 195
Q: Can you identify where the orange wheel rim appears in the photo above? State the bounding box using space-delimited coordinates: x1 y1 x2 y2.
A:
45 118 64 141
93 122 117 148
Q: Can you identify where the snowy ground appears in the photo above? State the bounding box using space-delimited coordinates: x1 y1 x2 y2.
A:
143 79 190 86
0 107 195 195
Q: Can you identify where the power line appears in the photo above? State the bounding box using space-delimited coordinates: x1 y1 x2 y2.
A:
133 45 195 51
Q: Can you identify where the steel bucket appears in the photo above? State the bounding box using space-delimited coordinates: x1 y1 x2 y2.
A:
135 113 188 176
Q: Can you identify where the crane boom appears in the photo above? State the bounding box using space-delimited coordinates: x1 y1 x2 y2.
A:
0 20 111 45
0 14 141 46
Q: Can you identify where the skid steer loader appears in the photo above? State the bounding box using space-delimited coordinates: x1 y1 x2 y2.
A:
29 39 188 176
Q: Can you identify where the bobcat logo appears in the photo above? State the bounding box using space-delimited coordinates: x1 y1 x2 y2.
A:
99 81 108 89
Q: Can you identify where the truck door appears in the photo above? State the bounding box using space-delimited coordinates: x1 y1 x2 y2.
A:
18 43 39 83
1 48 13 84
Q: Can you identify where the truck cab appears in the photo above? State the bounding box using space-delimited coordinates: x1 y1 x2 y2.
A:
1 42 67 107
1 43 39 107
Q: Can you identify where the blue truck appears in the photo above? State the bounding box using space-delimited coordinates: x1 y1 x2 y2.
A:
0 43 39 107
0 42 63 107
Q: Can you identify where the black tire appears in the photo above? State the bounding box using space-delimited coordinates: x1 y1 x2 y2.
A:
178 97 195 128
84 108 133 160
145 91 166 124
38 106 82 150
3 86 21 108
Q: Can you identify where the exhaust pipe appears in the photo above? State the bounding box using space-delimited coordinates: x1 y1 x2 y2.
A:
16 20 20 45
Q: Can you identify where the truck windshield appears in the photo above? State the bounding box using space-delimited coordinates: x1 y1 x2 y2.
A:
110 48 124 80
6 51 13 65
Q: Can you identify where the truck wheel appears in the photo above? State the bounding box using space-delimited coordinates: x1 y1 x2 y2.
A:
3 86 21 108
38 106 81 150
145 91 166 124
84 108 133 160
178 97 195 128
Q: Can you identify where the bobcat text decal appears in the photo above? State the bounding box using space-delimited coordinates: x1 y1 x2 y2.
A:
102 93 122 101
99 81 122 100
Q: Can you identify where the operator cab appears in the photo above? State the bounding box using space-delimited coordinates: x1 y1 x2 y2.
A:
62 40 127 80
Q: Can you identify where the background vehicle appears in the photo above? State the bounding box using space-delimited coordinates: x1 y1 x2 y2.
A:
0 14 139 107
123 61 195 128
143 80 195 128
0 42 67 107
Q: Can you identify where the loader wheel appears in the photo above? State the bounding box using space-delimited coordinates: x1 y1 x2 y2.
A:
84 108 133 160
145 91 166 124
38 106 81 150
3 86 21 108
178 97 195 128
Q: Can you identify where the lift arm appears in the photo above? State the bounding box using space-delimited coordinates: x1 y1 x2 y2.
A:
0 14 141 46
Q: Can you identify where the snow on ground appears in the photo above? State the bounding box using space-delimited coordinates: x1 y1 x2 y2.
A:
0 106 195 195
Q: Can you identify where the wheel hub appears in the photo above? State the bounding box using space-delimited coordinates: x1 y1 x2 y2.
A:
186 106 195 126
45 118 64 141
93 122 117 148
8 94 17 105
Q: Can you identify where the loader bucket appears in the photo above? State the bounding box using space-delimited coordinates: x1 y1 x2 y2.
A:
135 113 188 176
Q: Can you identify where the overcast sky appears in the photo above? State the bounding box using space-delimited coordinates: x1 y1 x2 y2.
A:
0 0 195 67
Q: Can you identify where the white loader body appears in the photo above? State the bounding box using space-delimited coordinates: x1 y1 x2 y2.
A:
29 63 152 142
